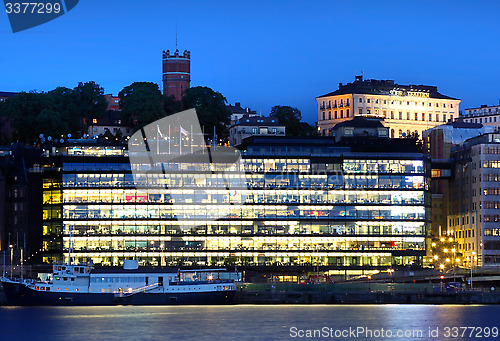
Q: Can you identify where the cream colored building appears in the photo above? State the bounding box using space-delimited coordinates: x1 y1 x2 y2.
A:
463 101 500 129
316 76 461 139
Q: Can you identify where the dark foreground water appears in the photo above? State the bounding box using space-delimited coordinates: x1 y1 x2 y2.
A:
1 305 500 340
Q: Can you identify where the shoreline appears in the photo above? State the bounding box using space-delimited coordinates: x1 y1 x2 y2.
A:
2 288 500 306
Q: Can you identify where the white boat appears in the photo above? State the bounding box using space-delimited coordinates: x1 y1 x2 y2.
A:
1 260 238 306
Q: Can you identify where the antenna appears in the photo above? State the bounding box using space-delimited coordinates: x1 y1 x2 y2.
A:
175 21 178 50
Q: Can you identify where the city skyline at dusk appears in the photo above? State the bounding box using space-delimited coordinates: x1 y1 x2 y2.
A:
2 0 500 123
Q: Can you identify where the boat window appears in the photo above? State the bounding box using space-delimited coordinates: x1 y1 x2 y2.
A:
80 268 85 274
63 277 68 281
74 267 79 273
71 278 75 281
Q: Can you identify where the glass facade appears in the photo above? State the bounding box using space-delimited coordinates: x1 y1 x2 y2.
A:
42 138 430 269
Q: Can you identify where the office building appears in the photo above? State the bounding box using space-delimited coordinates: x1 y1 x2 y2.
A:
449 133 500 267
40 122 429 277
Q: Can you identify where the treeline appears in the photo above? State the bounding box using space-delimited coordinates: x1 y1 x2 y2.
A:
0 81 232 144
0 81 107 143
0 80 314 144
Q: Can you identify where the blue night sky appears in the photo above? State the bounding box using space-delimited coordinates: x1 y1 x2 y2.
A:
1 0 499 123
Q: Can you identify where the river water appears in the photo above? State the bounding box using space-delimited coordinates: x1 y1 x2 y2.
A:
0 305 499 340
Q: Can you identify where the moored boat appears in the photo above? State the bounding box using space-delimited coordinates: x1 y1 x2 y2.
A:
0 260 238 306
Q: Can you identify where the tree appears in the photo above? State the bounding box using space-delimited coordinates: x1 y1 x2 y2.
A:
181 86 231 141
47 87 80 133
35 108 70 137
119 82 166 130
163 94 183 117
270 105 302 136
73 81 107 119
4 91 54 142
409 131 423 153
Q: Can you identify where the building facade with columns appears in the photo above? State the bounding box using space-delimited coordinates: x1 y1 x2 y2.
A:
316 76 461 139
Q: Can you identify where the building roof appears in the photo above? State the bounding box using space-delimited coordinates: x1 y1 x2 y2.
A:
231 115 284 127
237 135 420 154
333 117 385 129
447 120 483 129
227 102 256 115
317 76 458 100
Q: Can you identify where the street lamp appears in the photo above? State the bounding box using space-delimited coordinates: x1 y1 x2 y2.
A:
367 275 372 292
9 245 13 279
470 251 476 289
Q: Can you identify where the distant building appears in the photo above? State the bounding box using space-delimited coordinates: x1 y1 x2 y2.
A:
87 111 131 139
449 133 500 267
229 114 285 146
423 120 495 238
462 101 500 129
316 76 460 139
331 117 388 142
227 102 257 124
0 144 43 268
162 49 190 101
104 94 120 111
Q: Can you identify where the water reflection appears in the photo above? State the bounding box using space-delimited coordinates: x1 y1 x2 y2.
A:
0 305 499 340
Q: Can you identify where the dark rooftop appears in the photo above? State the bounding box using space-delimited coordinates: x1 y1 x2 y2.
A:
317 76 458 100
446 119 483 129
333 117 385 129
231 115 283 127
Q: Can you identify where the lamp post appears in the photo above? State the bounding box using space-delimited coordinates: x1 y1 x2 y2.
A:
470 251 476 289
439 264 445 292
9 244 13 279
367 275 372 292
452 247 456 282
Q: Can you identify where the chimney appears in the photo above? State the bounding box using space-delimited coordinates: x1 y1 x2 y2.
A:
235 102 241 108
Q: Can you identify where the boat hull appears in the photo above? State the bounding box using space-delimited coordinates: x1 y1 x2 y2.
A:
1 281 235 306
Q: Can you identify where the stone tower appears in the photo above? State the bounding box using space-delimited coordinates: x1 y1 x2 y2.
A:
162 49 191 101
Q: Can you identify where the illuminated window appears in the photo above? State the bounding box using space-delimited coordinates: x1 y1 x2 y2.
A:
92 119 97 124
